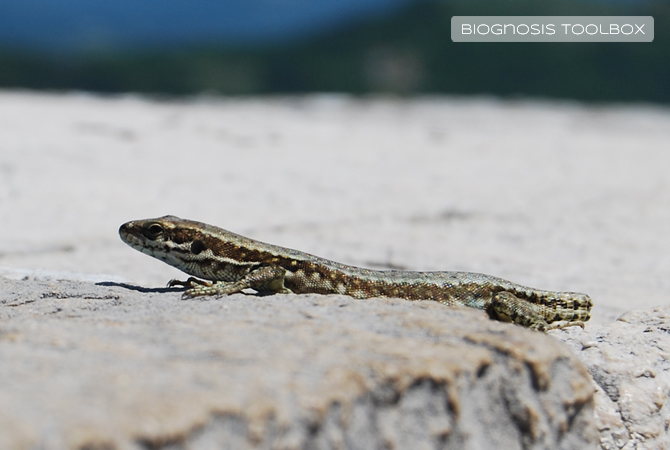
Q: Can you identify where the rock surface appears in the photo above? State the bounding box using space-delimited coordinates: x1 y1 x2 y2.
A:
2 92 670 448
552 307 670 450
0 277 597 450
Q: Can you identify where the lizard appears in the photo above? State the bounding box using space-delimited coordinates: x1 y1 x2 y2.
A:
119 215 592 331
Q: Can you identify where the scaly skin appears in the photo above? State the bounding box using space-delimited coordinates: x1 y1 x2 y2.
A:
119 215 592 331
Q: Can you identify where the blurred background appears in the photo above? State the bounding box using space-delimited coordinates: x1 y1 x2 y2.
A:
0 0 667 102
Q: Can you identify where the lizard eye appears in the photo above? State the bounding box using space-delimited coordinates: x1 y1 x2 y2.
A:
145 223 164 239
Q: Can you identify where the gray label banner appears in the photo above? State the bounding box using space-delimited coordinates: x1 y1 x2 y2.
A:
451 16 654 42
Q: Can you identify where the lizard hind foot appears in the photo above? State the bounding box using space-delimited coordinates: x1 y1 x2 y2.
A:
491 291 550 331
545 320 586 330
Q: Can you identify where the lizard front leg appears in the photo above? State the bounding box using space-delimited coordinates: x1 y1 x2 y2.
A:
176 265 294 299
168 277 213 289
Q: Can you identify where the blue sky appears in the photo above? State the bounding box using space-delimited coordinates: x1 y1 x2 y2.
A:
0 0 414 51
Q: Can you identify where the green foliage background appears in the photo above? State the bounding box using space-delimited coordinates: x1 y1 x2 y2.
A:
0 0 667 102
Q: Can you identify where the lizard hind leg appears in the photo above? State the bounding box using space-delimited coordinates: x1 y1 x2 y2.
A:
490 291 549 331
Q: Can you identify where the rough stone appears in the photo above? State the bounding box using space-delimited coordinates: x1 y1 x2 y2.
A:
552 306 670 450
0 276 597 450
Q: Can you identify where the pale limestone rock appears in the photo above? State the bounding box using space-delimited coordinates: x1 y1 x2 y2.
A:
0 277 597 450
553 306 670 450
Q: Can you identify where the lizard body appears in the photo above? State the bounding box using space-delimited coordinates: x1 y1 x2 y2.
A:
119 216 592 331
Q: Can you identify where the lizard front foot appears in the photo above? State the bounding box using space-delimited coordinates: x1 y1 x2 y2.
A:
167 277 221 299
167 277 213 289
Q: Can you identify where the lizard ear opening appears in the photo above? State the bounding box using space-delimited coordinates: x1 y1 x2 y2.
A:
191 240 207 255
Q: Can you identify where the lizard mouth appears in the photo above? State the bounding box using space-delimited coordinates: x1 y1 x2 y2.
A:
119 221 148 251
118 221 136 244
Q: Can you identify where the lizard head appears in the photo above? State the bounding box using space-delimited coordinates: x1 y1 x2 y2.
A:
119 215 205 262
119 216 262 280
